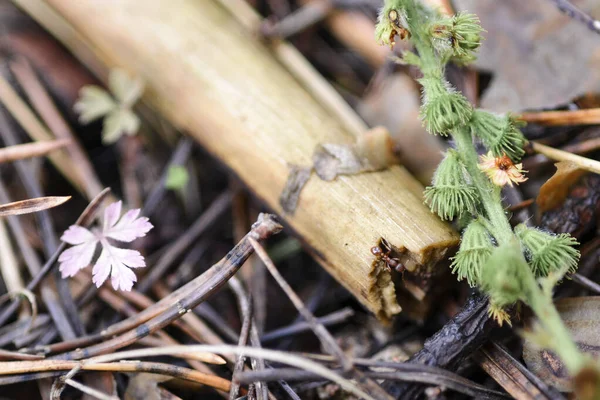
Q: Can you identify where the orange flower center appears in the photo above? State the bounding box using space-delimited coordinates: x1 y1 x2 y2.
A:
495 155 514 171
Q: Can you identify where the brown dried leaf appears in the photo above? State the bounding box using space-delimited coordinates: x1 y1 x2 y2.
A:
312 126 399 181
523 297 600 392
537 161 587 212
279 164 312 214
313 143 364 181
0 196 71 217
455 0 600 111
282 127 399 214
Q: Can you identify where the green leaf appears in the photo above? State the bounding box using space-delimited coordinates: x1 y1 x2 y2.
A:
74 86 117 123
102 109 141 144
515 224 580 277
108 69 144 107
164 165 189 190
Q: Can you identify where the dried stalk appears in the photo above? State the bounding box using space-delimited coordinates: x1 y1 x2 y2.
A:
12 0 459 321
0 73 85 193
0 139 70 164
10 57 104 199
0 360 233 392
531 142 600 174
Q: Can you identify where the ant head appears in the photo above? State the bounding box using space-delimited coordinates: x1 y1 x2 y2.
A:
371 246 382 256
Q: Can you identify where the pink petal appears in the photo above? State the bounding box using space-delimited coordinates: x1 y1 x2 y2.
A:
92 241 146 291
111 265 138 291
92 248 111 288
103 201 122 232
116 208 140 225
60 225 95 245
58 240 98 278
104 209 153 242
113 247 146 268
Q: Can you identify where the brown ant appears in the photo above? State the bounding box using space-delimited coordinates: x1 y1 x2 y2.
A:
371 238 405 273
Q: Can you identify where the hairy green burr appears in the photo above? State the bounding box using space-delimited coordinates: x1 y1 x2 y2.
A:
515 224 580 277
424 149 479 220
450 219 494 286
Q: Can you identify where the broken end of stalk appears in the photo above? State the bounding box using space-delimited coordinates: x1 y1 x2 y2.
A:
367 235 459 323
368 259 402 324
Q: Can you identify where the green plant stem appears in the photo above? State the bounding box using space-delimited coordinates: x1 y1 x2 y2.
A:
406 10 512 244
401 1 439 76
399 0 588 377
452 127 513 245
455 122 586 374
516 253 586 373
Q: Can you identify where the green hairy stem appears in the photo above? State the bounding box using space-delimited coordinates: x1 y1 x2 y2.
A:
375 0 592 382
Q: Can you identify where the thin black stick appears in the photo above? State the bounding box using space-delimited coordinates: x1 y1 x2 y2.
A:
236 361 510 399
261 307 354 343
571 273 600 294
249 237 351 371
483 341 565 400
142 137 194 216
249 238 394 400
137 191 232 293
230 272 301 399
228 278 254 400
547 0 600 35
276 272 331 350
228 276 272 400
382 291 493 399
262 1 332 39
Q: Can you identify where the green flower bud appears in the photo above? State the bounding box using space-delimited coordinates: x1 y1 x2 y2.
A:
515 224 580 277
429 12 483 65
452 12 484 62
480 241 528 307
419 77 473 135
470 110 527 162
424 149 479 220
450 220 494 287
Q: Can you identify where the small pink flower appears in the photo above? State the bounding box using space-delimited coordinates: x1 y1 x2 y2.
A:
479 152 527 187
58 201 153 291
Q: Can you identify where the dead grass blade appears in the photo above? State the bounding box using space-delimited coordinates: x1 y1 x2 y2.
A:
86 345 376 400
0 139 71 164
0 196 71 217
